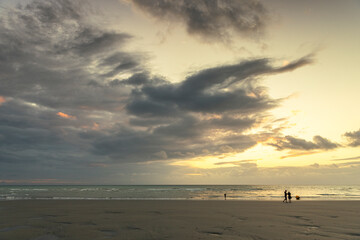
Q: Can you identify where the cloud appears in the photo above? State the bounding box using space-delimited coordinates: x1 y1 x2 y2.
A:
273 54 315 73
332 155 360 161
57 112 77 120
0 179 77 184
0 0 140 112
0 96 6 105
0 99 91 166
109 72 166 87
215 159 260 165
123 160 360 185
344 129 360 147
130 0 269 42
338 161 360 167
0 0 139 172
0 0 326 183
127 56 313 116
91 118 257 163
268 135 339 151
267 128 360 158
90 55 314 162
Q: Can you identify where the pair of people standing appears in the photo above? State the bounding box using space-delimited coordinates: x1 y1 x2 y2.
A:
283 190 292 203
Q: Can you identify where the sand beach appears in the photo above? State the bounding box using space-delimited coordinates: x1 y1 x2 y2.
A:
1 200 360 239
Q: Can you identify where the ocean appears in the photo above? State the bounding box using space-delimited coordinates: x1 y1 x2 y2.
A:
1 185 360 201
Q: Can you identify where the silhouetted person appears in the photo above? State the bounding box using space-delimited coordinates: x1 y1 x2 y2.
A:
288 191 292 203
224 193 227 200
283 190 287 203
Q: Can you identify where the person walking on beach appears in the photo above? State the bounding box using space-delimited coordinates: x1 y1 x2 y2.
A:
283 190 287 203
288 191 292 203
224 193 227 200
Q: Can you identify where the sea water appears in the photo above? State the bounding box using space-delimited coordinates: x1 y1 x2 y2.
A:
1 185 360 200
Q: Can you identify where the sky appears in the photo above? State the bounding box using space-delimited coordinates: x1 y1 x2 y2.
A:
0 0 360 185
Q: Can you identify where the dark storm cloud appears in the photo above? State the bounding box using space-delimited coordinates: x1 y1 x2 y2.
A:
0 0 140 171
70 31 132 56
126 57 313 116
2 0 130 56
0 0 141 112
86 55 313 162
126 98 179 118
100 52 143 77
3 101 73 128
344 129 360 147
109 72 166 86
91 121 257 163
0 99 94 169
90 55 314 162
0 126 59 149
269 135 339 151
207 116 255 130
129 117 172 127
131 0 269 42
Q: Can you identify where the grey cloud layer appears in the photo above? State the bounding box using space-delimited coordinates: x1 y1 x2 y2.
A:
131 0 269 42
267 128 360 154
0 0 138 111
0 0 314 168
126 57 313 116
0 0 138 174
0 0 343 183
344 129 360 147
91 56 313 162
268 135 339 151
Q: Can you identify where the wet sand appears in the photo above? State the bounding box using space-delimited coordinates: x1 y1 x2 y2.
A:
1 200 360 239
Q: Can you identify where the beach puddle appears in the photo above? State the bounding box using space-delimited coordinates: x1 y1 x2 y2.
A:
126 226 142 230
346 232 360 237
206 231 222 236
82 221 97 226
290 215 311 222
200 230 223 236
100 229 117 237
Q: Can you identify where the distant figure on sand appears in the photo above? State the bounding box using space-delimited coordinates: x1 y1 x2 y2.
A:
283 190 287 203
224 193 227 200
288 191 292 203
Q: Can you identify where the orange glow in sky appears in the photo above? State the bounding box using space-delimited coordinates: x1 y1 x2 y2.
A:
0 96 6 105
57 112 76 120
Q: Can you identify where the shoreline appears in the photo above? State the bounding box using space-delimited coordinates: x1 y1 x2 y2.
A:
2 185 360 202
2 198 360 201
